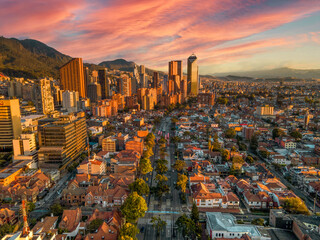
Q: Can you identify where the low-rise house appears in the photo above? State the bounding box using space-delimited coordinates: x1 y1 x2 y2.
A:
32 216 58 234
59 208 82 238
243 191 273 209
0 208 16 225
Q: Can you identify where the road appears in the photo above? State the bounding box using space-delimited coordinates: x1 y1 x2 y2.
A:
138 116 185 240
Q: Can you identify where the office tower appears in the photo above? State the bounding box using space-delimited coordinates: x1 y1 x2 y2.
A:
59 58 86 98
162 75 168 94
98 68 111 99
140 73 148 88
141 88 157 110
168 60 182 94
168 61 183 80
87 82 102 103
84 67 89 96
120 76 131 97
38 114 87 169
0 99 22 149
102 137 116 152
53 86 63 108
140 65 145 74
187 54 199 96
180 78 187 102
62 90 79 113
33 78 55 115
92 70 98 83
153 72 159 88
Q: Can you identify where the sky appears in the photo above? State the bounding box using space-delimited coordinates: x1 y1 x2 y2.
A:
0 0 320 74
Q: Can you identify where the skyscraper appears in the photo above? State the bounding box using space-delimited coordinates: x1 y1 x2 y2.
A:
60 58 86 98
140 65 145 74
33 78 55 114
168 60 182 94
98 68 111 99
0 99 22 149
153 71 159 88
187 54 199 96
88 82 102 103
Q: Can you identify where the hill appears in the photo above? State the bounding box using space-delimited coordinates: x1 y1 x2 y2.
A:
213 67 320 79
0 36 72 78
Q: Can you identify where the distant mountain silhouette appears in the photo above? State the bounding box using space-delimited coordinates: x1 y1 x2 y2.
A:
213 67 320 79
0 36 72 78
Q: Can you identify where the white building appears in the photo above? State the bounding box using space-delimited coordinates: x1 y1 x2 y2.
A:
62 90 79 113
206 212 270 240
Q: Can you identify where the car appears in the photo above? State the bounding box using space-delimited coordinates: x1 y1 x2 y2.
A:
140 227 145 233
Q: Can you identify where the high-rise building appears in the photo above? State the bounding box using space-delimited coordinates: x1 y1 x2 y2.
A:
33 78 55 114
38 114 87 170
98 69 111 99
0 99 22 149
140 73 148 88
83 67 90 96
62 90 79 113
140 65 145 74
153 72 159 88
87 82 102 103
169 61 183 80
120 76 131 97
187 54 199 96
60 58 86 98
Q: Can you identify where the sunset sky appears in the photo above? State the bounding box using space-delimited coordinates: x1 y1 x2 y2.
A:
1 0 320 74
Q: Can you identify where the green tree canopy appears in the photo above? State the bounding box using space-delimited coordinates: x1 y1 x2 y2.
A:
129 178 149 196
173 160 186 172
50 203 63 216
283 197 309 215
118 223 139 240
151 216 166 236
272 128 285 139
155 174 168 183
191 203 199 224
177 174 188 193
176 214 196 239
87 219 104 233
121 192 148 223
155 162 168 174
290 130 302 140
139 158 153 175
225 128 236 139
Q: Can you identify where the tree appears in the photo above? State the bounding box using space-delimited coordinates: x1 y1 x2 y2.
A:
27 202 35 212
173 160 186 172
119 223 139 240
251 218 264 226
50 203 63 216
250 134 258 151
145 133 155 147
245 156 255 164
176 214 196 239
151 216 167 236
139 158 153 175
143 147 154 159
272 128 284 139
129 178 149 196
259 150 270 159
221 149 230 162
232 155 244 164
290 130 302 140
155 163 168 174
170 136 181 144
171 117 179 124
86 219 103 233
158 137 167 144
217 97 228 105
156 182 169 198
177 174 188 193
121 192 148 223
225 128 236 139
155 174 168 183
283 197 309 215
191 203 199 223
0 224 16 238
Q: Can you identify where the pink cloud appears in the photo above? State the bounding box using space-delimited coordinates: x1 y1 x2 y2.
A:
1 0 320 70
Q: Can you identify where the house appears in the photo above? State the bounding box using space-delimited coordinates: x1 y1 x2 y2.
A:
58 208 82 237
243 191 273 209
0 208 16 226
235 179 251 194
84 222 118 240
32 216 58 234
60 188 86 206
77 155 106 175
189 173 210 186
192 183 223 208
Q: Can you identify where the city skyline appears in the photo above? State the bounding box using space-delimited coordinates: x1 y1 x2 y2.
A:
1 0 320 74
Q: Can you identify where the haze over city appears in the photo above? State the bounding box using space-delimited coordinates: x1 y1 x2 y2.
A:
1 0 320 73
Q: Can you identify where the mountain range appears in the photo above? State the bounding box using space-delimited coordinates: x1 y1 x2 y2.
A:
213 67 320 79
1 36 319 79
